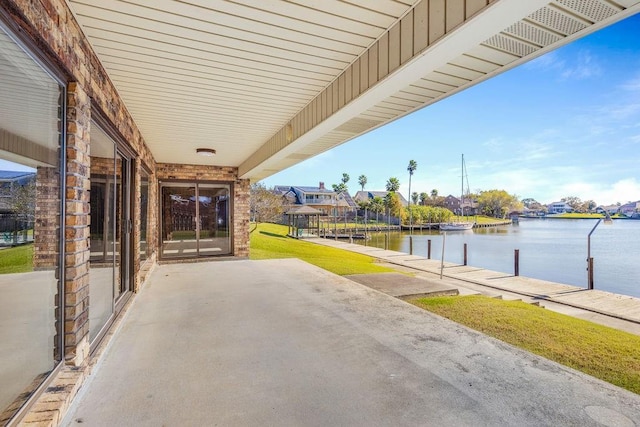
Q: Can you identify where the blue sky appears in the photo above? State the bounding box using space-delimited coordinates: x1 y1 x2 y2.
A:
262 12 640 206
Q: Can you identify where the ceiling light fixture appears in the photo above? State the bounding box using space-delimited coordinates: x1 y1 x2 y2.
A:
196 148 216 157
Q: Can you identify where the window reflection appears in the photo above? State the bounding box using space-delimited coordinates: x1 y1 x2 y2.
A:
140 170 149 261
161 183 231 258
0 25 62 421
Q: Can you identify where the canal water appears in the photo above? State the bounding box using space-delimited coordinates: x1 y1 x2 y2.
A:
355 218 640 298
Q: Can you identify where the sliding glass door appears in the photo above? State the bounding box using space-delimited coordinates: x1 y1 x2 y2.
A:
89 126 132 342
160 182 230 258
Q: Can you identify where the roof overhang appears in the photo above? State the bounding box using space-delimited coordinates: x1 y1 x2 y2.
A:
66 0 640 180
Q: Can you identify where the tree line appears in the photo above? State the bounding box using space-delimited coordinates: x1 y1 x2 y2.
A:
250 162 614 227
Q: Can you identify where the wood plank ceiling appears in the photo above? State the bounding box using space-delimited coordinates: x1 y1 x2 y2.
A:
66 0 640 180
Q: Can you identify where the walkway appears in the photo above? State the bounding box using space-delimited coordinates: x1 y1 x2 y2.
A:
62 260 640 426
311 238 640 334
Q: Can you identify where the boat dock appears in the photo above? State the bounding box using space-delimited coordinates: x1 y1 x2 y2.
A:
309 238 640 335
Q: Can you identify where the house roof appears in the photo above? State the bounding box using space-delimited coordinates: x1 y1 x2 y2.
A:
0 170 36 181
338 192 357 209
274 185 333 194
285 205 323 215
292 186 333 194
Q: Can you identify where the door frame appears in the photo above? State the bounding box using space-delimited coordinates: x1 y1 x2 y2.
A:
89 112 136 349
158 179 234 260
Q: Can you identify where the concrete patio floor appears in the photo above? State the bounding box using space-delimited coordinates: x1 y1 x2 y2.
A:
62 259 640 426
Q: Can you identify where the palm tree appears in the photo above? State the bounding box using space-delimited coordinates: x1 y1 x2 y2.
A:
412 192 419 205
385 177 400 192
407 160 417 232
419 192 429 206
371 196 384 224
358 174 367 192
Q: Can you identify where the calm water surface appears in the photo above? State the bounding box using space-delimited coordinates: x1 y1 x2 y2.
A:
355 218 640 298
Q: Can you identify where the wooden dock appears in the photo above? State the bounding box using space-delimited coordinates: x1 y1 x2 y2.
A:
309 238 640 332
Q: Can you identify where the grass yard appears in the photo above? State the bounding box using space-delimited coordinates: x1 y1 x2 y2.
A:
0 244 34 274
250 222 394 276
410 295 640 394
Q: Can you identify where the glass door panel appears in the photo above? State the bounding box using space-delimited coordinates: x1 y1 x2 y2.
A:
161 185 198 258
160 183 231 258
114 153 131 301
198 185 230 255
89 127 133 342
139 170 149 261
89 154 115 342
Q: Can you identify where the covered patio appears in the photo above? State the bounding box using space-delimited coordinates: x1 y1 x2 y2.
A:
61 260 640 426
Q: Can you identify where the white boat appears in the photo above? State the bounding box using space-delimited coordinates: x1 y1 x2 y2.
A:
440 221 473 231
440 154 475 231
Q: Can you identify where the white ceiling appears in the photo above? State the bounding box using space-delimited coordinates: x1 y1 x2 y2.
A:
65 0 640 179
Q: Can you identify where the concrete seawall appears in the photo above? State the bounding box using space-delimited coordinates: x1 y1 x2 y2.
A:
309 238 640 334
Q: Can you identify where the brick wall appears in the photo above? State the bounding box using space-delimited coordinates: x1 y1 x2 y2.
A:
33 166 60 269
3 0 252 367
156 163 249 257
64 82 91 365
3 0 160 365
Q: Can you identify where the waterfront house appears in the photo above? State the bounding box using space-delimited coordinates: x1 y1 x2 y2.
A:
547 202 574 214
444 195 460 211
441 194 479 216
595 205 620 215
275 182 355 219
619 201 640 216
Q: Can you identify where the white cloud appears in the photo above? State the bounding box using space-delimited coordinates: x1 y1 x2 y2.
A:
560 50 602 80
482 137 503 151
525 50 601 80
545 178 640 206
525 51 565 72
620 75 640 91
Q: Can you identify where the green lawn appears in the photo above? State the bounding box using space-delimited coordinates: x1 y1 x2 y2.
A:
410 295 640 394
250 222 394 275
453 215 509 224
249 222 640 394
0 244 34 274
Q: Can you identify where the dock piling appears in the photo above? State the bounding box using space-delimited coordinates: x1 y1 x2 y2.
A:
514 249 520 276
463 243 467 266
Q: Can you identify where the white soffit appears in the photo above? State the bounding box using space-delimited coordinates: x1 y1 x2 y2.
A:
67 0 419 167
244 0 640 180
66 0 640 178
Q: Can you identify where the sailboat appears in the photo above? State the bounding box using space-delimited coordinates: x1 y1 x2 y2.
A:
440 154 475 231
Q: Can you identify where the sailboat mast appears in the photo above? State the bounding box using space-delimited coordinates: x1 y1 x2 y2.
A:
461 154 464 218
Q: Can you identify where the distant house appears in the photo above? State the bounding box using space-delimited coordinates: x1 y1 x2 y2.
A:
443 195 459 212
353 190 408 207
0 170 36 214
595 205 620 215
274 182 355 217
618 201 640 216
547 201 573 214
442 194 478 215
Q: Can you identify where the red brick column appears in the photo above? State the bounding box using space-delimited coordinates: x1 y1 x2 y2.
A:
64 82 91 365
234 178 250 257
